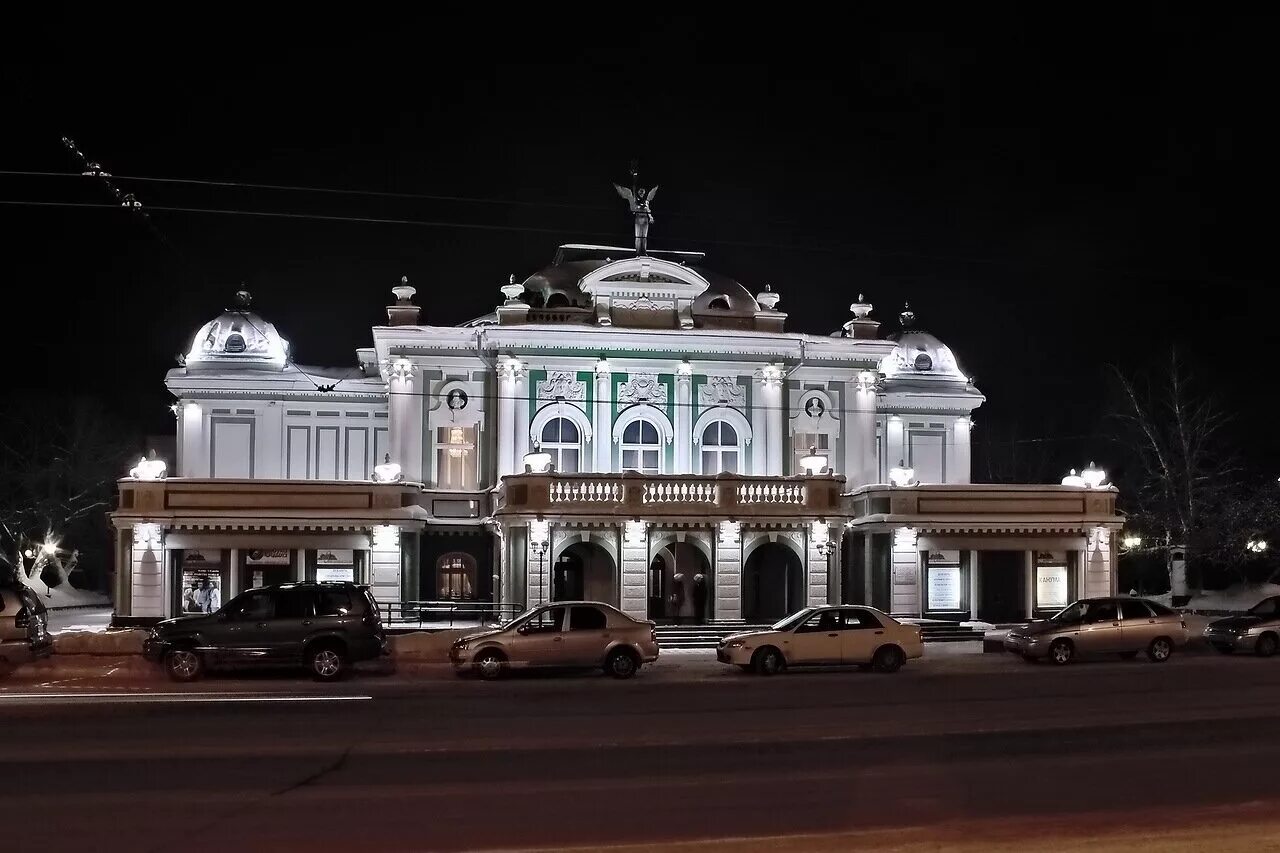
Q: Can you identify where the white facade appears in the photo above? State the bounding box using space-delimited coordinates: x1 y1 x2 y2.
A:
112 243 1119 625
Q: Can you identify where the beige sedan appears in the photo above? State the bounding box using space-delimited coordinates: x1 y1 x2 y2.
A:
450 601 659 679
717 605 924 675
1004 597 1188 665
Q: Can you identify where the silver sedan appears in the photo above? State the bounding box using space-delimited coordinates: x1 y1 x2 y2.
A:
1205 596 1280 656
1004 597 1188 665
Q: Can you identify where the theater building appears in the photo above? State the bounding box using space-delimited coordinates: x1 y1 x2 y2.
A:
110 233 1121 626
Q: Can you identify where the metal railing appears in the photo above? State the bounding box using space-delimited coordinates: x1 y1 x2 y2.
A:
379 600 524 628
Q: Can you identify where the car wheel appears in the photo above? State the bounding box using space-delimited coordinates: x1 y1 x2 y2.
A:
474 649 506 680
1119 651 1139 660
872 645 905 674
309 644 347 681
1146 637 1173 663
1256 633 1278 658
753 647 785 676
165 648 204 682
1049 639 1074 666
605 649 639 679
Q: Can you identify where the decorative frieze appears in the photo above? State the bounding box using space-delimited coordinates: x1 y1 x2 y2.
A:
536 370 586 403
698 376 746 408
617 373 668 405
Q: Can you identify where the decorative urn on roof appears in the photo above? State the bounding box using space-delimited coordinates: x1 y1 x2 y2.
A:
756 284 781 311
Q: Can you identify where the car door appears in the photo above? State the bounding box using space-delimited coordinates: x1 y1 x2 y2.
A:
1119 599 1158 651
790 609 843 664
261 586 316 662
564 605 611 666
213 589 276 661
839 608 884 664
508 606 571 667
1076 600 1122 653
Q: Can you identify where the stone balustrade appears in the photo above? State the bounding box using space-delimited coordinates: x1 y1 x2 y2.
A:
495 472 844 520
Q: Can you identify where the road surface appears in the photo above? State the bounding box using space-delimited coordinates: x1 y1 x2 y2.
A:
3 648 1278 852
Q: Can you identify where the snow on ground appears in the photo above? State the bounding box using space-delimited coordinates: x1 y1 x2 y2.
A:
27 583 111 610
960 621 997 631
1151 583 1280 613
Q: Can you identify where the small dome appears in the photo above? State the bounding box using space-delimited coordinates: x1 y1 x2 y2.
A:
184 291 289 370
880 330 964 379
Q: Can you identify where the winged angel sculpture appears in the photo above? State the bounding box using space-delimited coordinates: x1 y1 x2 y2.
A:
614 167 659 255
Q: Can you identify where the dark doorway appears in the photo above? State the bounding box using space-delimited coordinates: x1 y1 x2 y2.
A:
743 542 805 623
842 534 865 605
978 551 1025 624
649 542 711 623
552 541 616 606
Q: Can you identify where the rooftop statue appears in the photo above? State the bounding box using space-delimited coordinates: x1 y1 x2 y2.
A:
613 161 659 256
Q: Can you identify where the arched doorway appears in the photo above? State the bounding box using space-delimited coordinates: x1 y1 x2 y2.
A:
552 541 617 606
648 541 712 623
743 541 804 623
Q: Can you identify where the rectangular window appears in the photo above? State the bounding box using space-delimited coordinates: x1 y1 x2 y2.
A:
436 425 478 490
908 431 944 484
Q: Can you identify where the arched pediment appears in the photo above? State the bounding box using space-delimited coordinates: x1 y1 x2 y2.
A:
578 257 711 300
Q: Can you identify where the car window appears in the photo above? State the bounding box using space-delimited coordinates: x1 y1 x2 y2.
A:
1120 600 1152 620
842 609 882 630
1249 598 1280 618
274 588 314 620
228 590 274 621
796 610 841 633
1148 602 1175 617
1051 602 1084 624
569 606 608 631
317 588 354 617
522 607 566 634
1086 601 1119 623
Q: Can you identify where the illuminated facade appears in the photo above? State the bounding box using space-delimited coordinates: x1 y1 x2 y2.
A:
110 243 1120 625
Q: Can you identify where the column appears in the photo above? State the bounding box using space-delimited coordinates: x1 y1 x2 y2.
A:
129 524 166 618
260 402 284 478
951 417 972 484
969 550 980 621
863 534 875 606
620 522 648 619
751 379 768 476
370 525 403 605
594 366 611 472
496 358 521 478
227 548 241 601
715 521 742 622
513 373 530 474
1024 549 1035 619
886 415 905 473
763 371 784 476
526 536 550 607
845 379 878 486
806 524 830 606
891 528 920 616
388 359 423 482
829 529 843 604
675 367 693 473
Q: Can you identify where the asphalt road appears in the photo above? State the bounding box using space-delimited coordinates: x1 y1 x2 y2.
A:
3 649 1280 852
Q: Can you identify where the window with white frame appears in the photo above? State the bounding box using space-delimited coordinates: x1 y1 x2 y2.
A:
792 432 830 476
621 419 662 474
540 417 581 473
435 425 478 490
700 420 740 474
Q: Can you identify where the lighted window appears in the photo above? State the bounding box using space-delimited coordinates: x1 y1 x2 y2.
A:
621 419 662 475
436 425 478 490
436 552 476 600
792 432 830 476
700 420 740 474
540 417 581 473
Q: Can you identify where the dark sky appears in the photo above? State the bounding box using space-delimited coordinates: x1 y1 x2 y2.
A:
5 11 1276 479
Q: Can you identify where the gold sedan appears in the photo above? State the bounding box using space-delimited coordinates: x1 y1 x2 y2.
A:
1003 597 1188 665
717 606 924 675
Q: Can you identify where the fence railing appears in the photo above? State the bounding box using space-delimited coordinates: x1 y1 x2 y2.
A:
379 600 524 628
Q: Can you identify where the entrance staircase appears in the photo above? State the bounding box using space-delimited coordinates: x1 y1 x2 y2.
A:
655 620 985 650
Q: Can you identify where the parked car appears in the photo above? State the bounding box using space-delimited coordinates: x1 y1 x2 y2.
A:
450 601 659 680
0 583 53 674
716 605 923 675
1003 597 1187 665
1205 596 1280 656
143 582 387 682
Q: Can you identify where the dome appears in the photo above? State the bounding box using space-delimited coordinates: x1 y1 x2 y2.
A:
880 330 964 379
184 291 289 371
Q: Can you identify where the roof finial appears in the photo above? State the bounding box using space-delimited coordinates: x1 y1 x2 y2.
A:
392 276 416 304
899 302 915 329
233 288 252 310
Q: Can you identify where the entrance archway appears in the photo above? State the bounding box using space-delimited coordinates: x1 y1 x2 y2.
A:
743 541 804 623
552 541 617 606
648 541 712 623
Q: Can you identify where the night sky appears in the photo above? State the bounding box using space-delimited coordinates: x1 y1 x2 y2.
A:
6 12 1276 480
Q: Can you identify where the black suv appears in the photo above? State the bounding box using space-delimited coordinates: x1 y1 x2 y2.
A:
143 582 387 682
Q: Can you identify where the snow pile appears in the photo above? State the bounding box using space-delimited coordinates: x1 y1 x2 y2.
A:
29 583 111 610
389 630 471 662
1152 583 1280 613
960 621 997 631
52 630 147 656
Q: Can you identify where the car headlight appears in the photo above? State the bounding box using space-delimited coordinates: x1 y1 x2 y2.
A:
727 640 744 649
454 643 469 652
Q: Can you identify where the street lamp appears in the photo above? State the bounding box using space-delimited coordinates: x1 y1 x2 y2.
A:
1247 539 1269 554
1080 461 1108 489
888 459 916 487
799 445 829 476
1122 534 1142 551
529 519 550 604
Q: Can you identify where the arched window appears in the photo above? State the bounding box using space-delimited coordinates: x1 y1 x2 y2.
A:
540 417 581 473
700 420 740 473
621 419 662 475
436 552 476 600
707 296 730 311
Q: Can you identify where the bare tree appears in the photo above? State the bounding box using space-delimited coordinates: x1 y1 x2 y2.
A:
1110 351 1237 594
0 396 136 592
